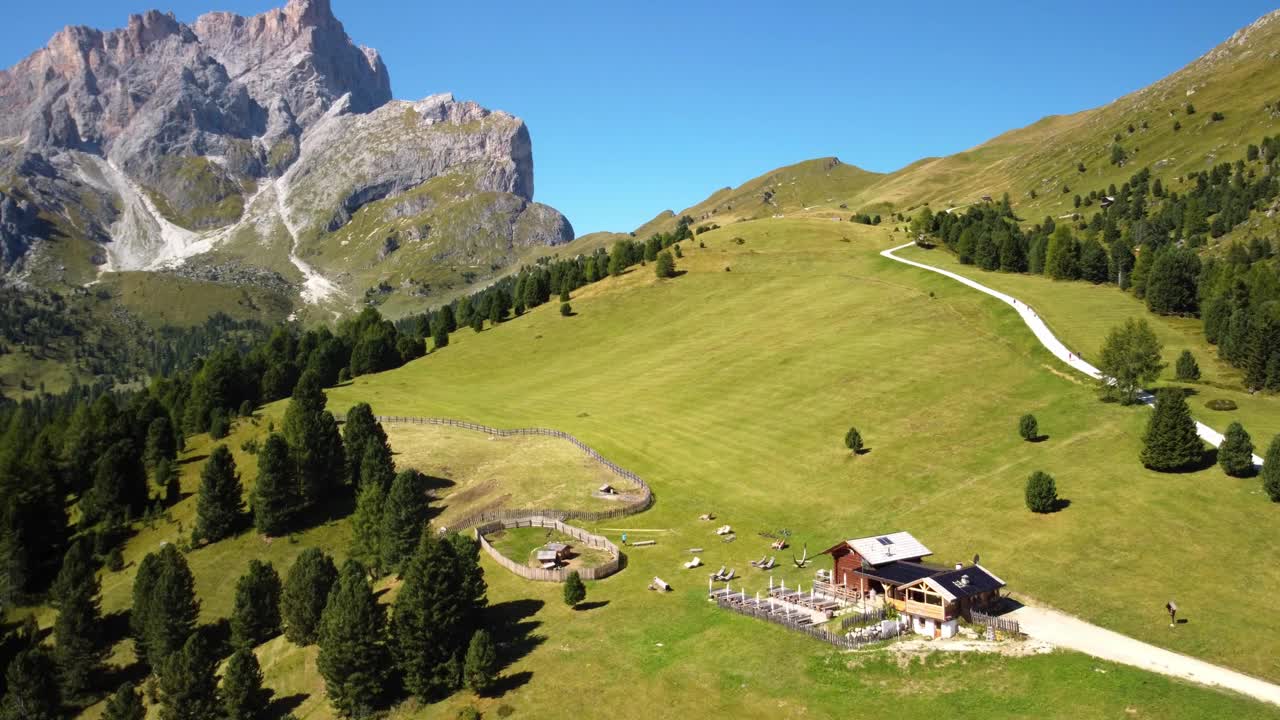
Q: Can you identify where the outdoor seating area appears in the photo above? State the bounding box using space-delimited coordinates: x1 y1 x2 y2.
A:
749 555 776 570
684 556 702 569
709 566 736 581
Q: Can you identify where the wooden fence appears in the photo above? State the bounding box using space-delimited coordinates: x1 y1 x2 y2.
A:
715 597 899 650
840 607 888 631
970 609 1020 635
474 515 622 582
372 415 654 530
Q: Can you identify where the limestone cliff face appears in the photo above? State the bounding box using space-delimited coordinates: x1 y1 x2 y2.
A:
0 0 571 310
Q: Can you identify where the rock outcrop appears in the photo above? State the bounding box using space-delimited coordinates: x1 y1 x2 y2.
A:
0 0 572 310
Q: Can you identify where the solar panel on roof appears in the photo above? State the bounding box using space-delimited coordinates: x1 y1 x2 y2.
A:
877 537 894 545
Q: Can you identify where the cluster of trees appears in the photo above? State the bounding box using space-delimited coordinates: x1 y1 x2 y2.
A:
851 213 882 225
916 131 1280 391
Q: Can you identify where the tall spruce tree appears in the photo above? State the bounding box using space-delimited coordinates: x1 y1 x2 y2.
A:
1218 422 1256 477
144 416 178 471
342 404 389 487
130 550 162 660
138 544 200 668
157 633 220 720
221 648 269 720
1043 225 1079 280
359 442 396 493
391 534 482 701
283 370 345 507
1261 436 1280 502
194 445 245 543
82 438 148 525
463 629 498 696
350 480 387 578
381 470 429 574
0 647 61 720
253 433 298 536
281 548 339 645
101 681 145 720
317 560 390 717
230 560 283 649
52 540 106 698
1141 388 1204 471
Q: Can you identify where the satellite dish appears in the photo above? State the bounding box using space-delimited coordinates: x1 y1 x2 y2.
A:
972 553 980 566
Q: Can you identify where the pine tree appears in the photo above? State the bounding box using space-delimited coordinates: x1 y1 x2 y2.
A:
130 550 162 660
1218 422 1255 478
144 416 178 471
317 560 390 717
194 445 245 543
101 682 145 720
281 547 339 645
230 560 283 649
1261 436 1280 502
253 433 298 536
350 481 387 578
342 404 389 487
1141 388 1204 471
381 470 429 575
1024 471 1058 513
221 648 269 720
843 427 863 454
463 629 498 696
563 570 586 607
1145 246 1202 315
1043 225 1079 280
157 633 220 720
52 540 106 698
0 647 60 720
283 371 345 507
82 438 148 526
1018 414 1039 442
359 442 395 493
1175 350 1201 381
138 544 200 668
432 322 449 351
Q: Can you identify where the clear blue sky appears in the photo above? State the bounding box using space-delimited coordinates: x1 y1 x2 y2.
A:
1 1 1276 235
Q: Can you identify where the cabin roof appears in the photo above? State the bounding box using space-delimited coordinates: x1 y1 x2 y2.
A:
903 564 1005 601
839 532 931 565
545 542 571 553
850 560 946 586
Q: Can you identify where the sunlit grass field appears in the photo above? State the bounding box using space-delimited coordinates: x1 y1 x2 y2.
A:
58 218 1280 718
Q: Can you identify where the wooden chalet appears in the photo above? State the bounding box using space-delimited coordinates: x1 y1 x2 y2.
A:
821 531 1007 638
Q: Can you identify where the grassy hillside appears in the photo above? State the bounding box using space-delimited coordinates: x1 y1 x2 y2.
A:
621 11 1280 234
38 217 1280 719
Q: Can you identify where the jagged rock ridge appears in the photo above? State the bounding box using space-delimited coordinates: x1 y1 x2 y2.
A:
0 0 572 310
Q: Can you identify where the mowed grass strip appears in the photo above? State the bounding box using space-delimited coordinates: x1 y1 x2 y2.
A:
328 219 1280 687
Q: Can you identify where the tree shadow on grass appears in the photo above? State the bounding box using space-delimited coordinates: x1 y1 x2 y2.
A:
291 488 358 531
265 693 309 719
1029 435 1050 443
573 600 609 612
101 609 132 648
487 599 545 672
200 618 233 659
421 474 455 493
1052 498 1072 512
99 659 149 694
488 670 533 696
179 454 209 466
1148 448 1219 475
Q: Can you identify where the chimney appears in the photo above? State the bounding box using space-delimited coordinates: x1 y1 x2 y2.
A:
954 562 963 570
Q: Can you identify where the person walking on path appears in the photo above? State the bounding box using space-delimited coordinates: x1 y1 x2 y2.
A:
1167 600 1178 627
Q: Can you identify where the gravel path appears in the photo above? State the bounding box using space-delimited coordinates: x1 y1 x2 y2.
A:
881 242 1264 466
1008 604 1280 706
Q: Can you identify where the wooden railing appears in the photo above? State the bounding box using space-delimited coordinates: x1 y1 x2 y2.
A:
370 415 655 529
474 515 623 582
893 598 947 622
716 596 901 650
970 609 1020 635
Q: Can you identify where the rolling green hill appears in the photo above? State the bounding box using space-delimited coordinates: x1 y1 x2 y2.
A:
41 217 1280 719
626 10 1280 230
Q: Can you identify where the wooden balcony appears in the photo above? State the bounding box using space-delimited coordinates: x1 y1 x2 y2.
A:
890 598 947 622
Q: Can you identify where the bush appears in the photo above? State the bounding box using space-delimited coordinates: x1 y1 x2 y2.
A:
1218 422 1255 478
209 410 230 440
337 367 352 383
563 571 586 607
1205 398 1237 411
105 546 125 572
559 302 572 317
497 705 516 718
456 707 481 720
1018 414 1039 442
1175 350 1201 381
1211 111 1225 122
1263 436 1280 502
1025 471 1058 513
844 427 863 454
